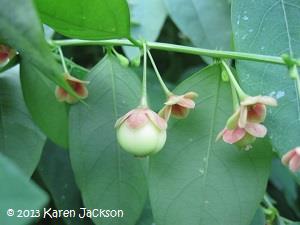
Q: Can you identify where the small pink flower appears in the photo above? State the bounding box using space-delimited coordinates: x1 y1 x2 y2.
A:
55 73 89 104
159 92 198 120
0 44 16 67
216 95 277 149
217 109 267 149
239 95 277 128
281 147 300 172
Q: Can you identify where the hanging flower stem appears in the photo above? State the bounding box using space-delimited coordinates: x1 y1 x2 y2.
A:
57 47 69 74
140 42 148 107
221 60 248 100
147 49 172 96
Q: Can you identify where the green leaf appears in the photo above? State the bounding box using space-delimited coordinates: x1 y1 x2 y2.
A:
164 0 232 50
270 159 300 216
20 60 69 148
69 54 147 225
0 153 48 225
136 198 154 225
123 0 167 58
250 208 266 225
149 64 272 225
35 0 130 40
37 140 93 225
0 66 46 176
232 0 300 176
0 0 75 95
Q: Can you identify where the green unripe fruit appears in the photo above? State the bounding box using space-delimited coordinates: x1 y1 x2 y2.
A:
115 107 168 157
117 121 166 156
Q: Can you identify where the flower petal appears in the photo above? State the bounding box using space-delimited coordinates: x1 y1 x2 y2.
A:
115 109 135 128
184 91 198 99
245 123 267 138
240 96 258 106
247 103 266 123
257 96 278 106
281 150 297 166
126 109 149 129
159 105 172 121
177 98 195 108
55 86 68 102
147 110 167 130
289 155 300 172
241 95 277 106
171 104 189 118
216 128 226 141
223 128 246 144
164 95 182 105
226 109 240 129
238 106 248 128
65 73 90 84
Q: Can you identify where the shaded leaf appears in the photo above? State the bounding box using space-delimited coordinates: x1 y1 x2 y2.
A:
232 0 300 179
0 0 75 95
35 0 130 39
149 64 272 225
0 153 48 225
164 0 232 50
37 140 93 225
20 60 69 148
250 208 266 225
70 54 147 225
0 66 45 176
123 0 167 58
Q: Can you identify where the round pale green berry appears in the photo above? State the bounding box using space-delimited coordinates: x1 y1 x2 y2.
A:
117 121 166 157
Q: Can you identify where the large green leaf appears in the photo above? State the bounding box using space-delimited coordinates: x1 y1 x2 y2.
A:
0 66 45 176
0 0 74 93
0 153 48 225
37 140 93 225
250 208 266 225
232 0 300 172
271 159 300 215
149 64 272 225
123 0 167 58
20 60 69 148
70 54 147 225
163 0 232 51
35 0 130 40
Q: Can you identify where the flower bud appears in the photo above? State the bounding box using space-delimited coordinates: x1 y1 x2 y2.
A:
115 107 167 156
116 52 129 67
130 55 141 67
55 73 89 104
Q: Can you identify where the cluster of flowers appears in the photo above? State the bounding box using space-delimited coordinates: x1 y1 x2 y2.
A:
2 44 299 172
115 92 198 157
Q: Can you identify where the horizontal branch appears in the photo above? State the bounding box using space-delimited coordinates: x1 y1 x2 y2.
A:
52 39 286 66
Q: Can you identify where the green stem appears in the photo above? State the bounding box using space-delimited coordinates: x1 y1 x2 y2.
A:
128 37 142 48
221 60 248 100
57 47 69 74
147 50 172 96
230 80 239 111
140 42 148 107
52 39 287 66
53 54 89 73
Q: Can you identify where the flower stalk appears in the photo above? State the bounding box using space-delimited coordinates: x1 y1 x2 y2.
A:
140 42 148 107
221 60 247 100
57 47 69 74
